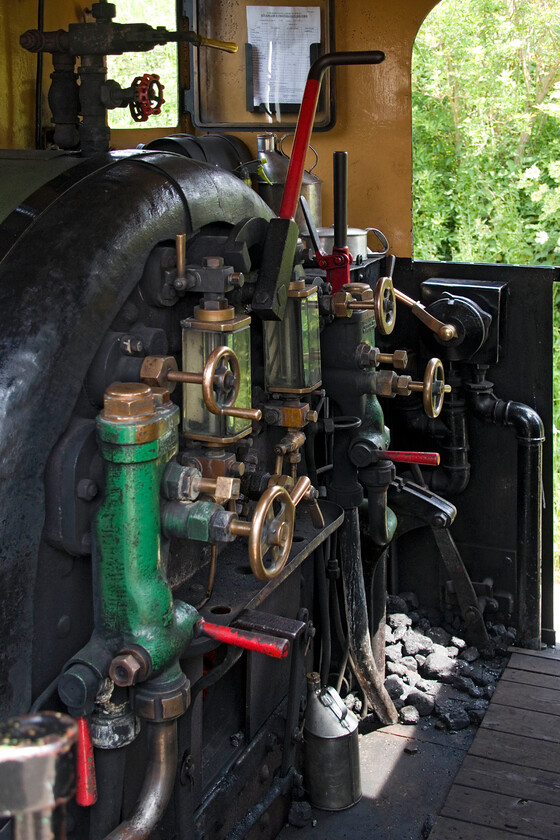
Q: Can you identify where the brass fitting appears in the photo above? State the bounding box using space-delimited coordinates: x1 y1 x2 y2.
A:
342 282 374 302
109 648 151 687
102 383 158 422
140 355 179 392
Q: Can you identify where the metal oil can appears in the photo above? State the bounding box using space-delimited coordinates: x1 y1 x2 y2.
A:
303 672 361 810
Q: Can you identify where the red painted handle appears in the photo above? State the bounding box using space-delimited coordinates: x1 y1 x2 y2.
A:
197 619 290 659
76 717 97 807
279 51 385 221
378 450 441 466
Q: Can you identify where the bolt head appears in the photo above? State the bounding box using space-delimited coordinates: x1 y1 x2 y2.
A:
109 653 145 687
103 383 157 421
140 356 178 391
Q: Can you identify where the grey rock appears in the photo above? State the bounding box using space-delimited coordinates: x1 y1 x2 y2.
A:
446 646 460 658
386 661 409 679
460 646 480 663
415 678 439 695
408 611 420 626
385 624 396 644
484 684 496 700
441 707 471 730
385 643 403 663
403 629 435 657
469 663 494 686
387 612 412 629
387 595 409 614
384 674 407 701
415 654 427 667
405 688 435 716
393 623 408 642
468 708 486 726
288 801 312 827
426 626 451 646
401 655 418 672
399 705 420 725
421 650 457 681
464 698 489 713
398 591 420 610
416 618 431 632
450 635 467 650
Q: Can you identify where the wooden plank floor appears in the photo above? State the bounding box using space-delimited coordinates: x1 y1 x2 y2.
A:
429 647 560 840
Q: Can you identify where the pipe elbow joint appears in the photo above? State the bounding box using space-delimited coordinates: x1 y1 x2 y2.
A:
502 401 545 443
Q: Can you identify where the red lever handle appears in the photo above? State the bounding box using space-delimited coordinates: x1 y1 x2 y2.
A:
377 450 440 466
196 619 290 659
76 717 97 807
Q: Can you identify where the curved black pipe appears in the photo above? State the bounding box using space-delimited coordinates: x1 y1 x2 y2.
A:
465 376 545 649
308 51 385 81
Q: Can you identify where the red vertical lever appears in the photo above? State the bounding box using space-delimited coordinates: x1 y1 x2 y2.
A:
76 716 97 807
279 51 385 222
197 619 290 659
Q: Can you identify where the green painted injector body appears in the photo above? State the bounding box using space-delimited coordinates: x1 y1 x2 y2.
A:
94 384 199 676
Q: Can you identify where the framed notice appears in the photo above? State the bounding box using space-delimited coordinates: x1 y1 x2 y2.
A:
182 0 334 131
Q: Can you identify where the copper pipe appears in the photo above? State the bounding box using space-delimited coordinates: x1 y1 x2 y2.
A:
104 721 177 840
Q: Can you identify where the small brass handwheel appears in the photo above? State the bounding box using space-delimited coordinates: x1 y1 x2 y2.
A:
201 346 240 416
248 486 295 581
373 276 396 335
422 357 450 419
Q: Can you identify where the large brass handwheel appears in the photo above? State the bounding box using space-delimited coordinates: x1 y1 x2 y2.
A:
423 357 449 419
201 345 240 416
373 276 396 335
248 486 295 581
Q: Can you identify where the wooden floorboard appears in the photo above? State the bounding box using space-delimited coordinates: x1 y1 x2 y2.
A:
500 667 560 691
490 678 560 716
429 816 536 839
429 647 560 839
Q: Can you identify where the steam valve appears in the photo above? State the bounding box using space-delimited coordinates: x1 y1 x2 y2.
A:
373 357 451 418
130 73 165 122
141 346 261 422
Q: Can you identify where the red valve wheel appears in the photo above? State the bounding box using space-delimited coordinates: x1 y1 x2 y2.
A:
130 74 165 123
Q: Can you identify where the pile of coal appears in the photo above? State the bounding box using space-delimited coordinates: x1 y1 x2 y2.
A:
382 592 514 730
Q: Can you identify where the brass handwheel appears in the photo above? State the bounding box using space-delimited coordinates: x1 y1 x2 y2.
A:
201 346 240 416
422 357 450 419
373 276 396 335
248 486 295 581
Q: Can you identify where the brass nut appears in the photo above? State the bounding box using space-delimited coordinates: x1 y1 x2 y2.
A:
373 370 397 397
343 282 373 302
103 383 157 421
392 349 409 369
140 355 178 391
332 291 352 319
109 652 146 687
395 375 412 397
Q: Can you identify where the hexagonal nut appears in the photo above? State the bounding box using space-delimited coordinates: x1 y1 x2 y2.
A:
343 282 373 302
140 355 179 392
103 383 157 421
109 652 147 687
332 291 352 319
392 349 409 370
373 370 397 397
356 342 377 369
209 507 237 543
162 462 200 501
267 474 293 490
394 375 413 397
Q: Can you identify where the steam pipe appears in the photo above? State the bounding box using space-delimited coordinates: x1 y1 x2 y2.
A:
104 720 177 840
465 374 545 649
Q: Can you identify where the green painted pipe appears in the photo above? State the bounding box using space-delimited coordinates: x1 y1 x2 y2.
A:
94 385 199 676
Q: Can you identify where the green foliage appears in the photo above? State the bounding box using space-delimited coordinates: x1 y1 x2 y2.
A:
106 0 179 130
412 0 560 573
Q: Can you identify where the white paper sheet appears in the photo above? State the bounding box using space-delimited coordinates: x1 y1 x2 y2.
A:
246 6 321 110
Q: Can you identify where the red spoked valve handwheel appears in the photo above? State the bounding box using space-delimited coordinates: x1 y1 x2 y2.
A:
130 73 165 122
